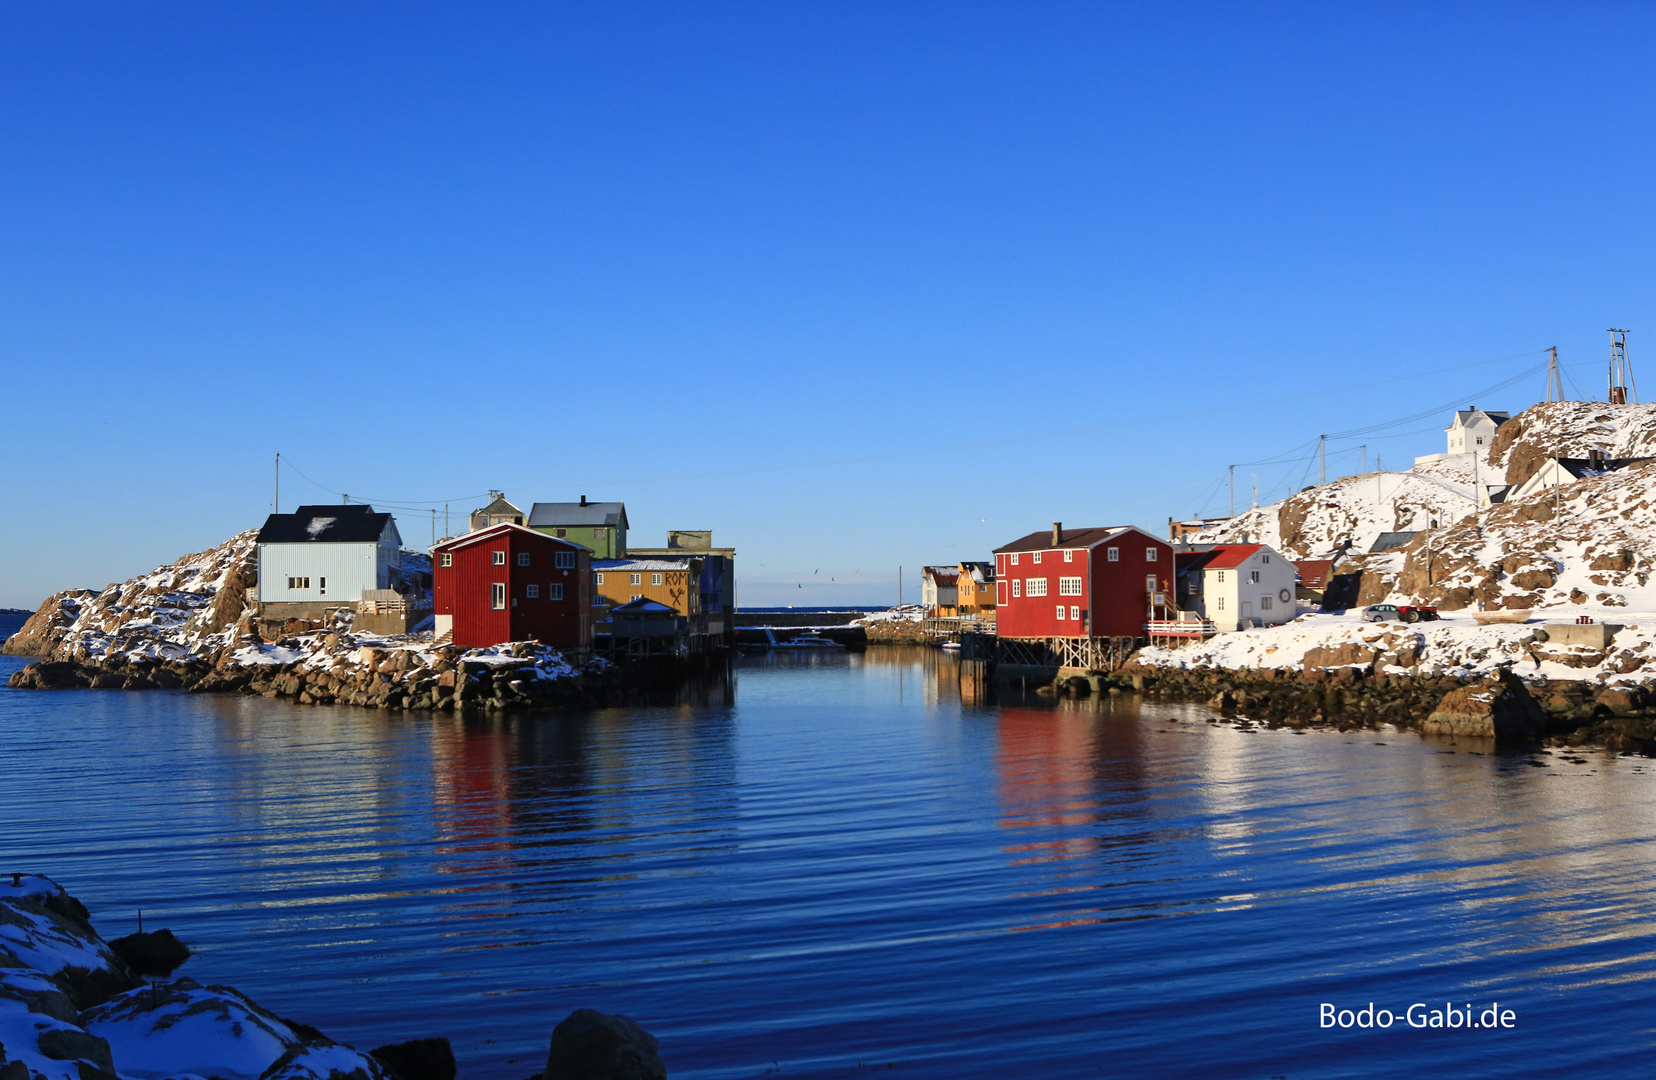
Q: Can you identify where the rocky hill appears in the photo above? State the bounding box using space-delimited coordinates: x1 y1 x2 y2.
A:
2 532 259 663
1487 400 1656 484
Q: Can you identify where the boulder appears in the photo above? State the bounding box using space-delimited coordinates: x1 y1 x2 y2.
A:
0 877 141 1009
369 1038 456 1080
107 929 191 977
261 1043 397 1080
1421 669 1544 738
1301 644 1380 672
544 1009 666 1080
80 978 302 1080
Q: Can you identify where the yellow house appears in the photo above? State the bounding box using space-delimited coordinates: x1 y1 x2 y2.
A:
956 561 996 617
591 557 702 617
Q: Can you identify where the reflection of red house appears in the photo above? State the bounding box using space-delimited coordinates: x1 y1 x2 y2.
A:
993 523 1174 639
433 524 591 649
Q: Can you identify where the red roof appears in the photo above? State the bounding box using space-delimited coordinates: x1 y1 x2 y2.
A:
1294 559 1333 587
1197 544 1263 570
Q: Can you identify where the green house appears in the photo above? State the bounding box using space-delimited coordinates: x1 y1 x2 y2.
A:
527 497 629 558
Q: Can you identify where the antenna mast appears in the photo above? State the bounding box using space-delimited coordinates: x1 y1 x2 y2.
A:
1609 330 1637 404
1318 435 1327 486
1546 346 1563 402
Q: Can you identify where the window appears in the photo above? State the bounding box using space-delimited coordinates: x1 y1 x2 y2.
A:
555 551 576 569
490 583 506 609
595 572 605 585
1070 606 1080 621
1032 551 1042 564
630 593 642 602
1027 577 1048 596
439 553 452 567
492 551 506 566
1250 570 1260 584
1262 554 1270 564
1261 595 1273 610
651 573 663 586
526 584 540 598
556 528 567 538
594 528 604 539
318 577 326 594
1056 605 1066 620
517 552 531 567
1476 437 1484 445
1217 570 1226 583
1145 547 1158 562
1218 596 1226 610
1012 580 1022 597
1107 547 1119 562
1059 577 1083 596
286 576 310 590
1064 550 1074 562
1188 577 1201 595
1010 552 1020 565
550 583 564 600
630 573 642 585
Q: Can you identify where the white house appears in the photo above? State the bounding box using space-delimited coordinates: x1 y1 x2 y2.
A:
257 504 402 617
920 565 960 615
1416 407 1510 465
1176 543 1297 633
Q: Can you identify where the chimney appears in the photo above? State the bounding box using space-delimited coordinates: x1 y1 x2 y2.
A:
1589 448 1604 470
1052 522 1062 546
580 495 588 506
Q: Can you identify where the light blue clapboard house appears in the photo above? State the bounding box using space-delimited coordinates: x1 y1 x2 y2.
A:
256 504 402 620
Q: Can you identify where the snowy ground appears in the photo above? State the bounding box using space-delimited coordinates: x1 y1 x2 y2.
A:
1139 606 1656 685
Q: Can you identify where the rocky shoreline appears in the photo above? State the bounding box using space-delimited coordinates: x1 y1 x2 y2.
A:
0 876 667 1080
1037 660 1656 754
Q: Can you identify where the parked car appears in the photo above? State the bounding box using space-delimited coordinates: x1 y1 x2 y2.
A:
1362 603 1439 623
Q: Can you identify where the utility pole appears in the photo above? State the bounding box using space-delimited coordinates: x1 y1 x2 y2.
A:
1318 435 1327 486
274 452 279 514
1251 473 1258 509
1360 445 1366 474
1609 329 1638 404
343 494 349 505
431 509 436 547
1229 463 1235 518
1546 346 1563 402
444 503 450 538
898 566 903 606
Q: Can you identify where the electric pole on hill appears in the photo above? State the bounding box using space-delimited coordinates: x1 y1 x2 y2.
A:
1229 463 1235 517
1318 435 1327 486
1609 330 1638 404
1546 346 1563 402
273 452 279 514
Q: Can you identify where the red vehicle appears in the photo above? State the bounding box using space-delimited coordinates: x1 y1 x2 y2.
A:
1362 603 1439 624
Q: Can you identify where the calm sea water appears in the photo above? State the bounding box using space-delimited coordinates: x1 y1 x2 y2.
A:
3 620 1655 1078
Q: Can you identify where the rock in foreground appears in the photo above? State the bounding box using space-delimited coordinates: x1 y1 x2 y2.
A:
545 1009 666 1080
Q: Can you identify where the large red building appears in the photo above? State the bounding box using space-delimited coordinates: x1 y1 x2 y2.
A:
993 523 1174 639
432 524 591 650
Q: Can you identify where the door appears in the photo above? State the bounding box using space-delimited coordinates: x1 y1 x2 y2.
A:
1241 601 1252 624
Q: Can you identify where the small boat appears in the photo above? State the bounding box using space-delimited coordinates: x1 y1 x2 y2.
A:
940 641 962 651
773 632 844 650
1473 610 1531 625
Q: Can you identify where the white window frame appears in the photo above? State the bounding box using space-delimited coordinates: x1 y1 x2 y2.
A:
1026 577 1048 597
1107 547 1119 562
1064 550 1074 562
1250 570 1260 584
492 551 506 566
1010 552 1020 565
1056 605 1066 620
1058 577 1083 596
651 573 663 586
1032 551 1042 564
1145 547 1158 562
439 553 452 567
1261 595 1272 610
490 582 506 609
1012 579 1021 598
595 572 605 585
630 573 642 585
1217 596 1225 611
1070 606 1080 621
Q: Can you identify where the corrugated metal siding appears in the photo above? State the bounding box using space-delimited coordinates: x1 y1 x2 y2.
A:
259 542 386 604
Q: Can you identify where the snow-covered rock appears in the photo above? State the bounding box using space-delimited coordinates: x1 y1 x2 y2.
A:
0 878 139 1010
260 1042 396 1080
1487 400 1656 485
80 979 303 1080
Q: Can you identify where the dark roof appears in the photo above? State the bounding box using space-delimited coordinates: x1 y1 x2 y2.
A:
258 505 395 544
528 501 629 529
473 495 524 518
1175 549 1221 575
923 566 960 584
994 526 1147 553
960 561 995 583
1368 531 1420 554
610 598 675 615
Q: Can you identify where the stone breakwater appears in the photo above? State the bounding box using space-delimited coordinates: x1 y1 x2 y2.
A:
0 875 667 1080
6 631 625 713
1070 661 1656 754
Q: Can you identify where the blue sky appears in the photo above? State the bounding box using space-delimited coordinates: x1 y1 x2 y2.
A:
4 3 1656 608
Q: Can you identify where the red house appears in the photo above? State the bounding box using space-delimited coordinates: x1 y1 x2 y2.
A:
994 522 1174 639
432 524 591 650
